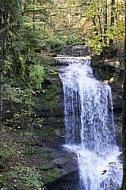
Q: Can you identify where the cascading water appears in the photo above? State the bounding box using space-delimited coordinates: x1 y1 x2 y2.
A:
57 57 123 190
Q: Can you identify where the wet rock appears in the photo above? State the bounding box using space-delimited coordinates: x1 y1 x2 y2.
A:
46 170 80 190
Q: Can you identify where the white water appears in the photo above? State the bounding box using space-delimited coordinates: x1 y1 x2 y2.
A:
58 57 123 190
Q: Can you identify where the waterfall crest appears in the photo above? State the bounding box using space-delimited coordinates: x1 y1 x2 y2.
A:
57 57 122 190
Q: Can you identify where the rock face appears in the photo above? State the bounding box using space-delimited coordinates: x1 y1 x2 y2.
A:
46 171 80 190
60 45 92 56
92 57 123 111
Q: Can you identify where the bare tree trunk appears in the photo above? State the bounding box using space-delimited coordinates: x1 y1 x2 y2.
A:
121 1 126 189
33 0 35 30
109 0 115 45
98 15 103 38
92 15 102 38
103 0 107 44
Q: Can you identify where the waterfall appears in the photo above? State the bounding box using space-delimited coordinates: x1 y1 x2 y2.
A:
57 57 123 190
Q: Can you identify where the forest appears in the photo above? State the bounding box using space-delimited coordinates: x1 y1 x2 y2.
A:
0 0 126 189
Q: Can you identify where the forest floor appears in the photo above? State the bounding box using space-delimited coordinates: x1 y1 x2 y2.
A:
0 124 78 189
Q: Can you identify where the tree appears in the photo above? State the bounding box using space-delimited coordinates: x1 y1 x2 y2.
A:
0 0 24 129
0 9 4 130
1 0 55 128
103 0 107 44
121 0 126 189
0 0 9 130
109 0 115 44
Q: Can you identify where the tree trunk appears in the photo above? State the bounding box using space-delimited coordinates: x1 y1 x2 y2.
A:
33 0 35 30
103 0 107 44
0 4 6 130
0 11 4 130
121 1 126 189
109 0 115 45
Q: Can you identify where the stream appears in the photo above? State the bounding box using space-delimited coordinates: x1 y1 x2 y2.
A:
57 57 123 190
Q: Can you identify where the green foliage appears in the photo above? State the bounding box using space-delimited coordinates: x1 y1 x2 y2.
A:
45 170 60 183
23 147 51 156
41 36 66 53
0 0 125 189
3 55 59 127
65 34 82 45
20 26 43 51
0 133 23 174
29 64 45 90
0 127 62 190
1 166 44 190
36 164 55 171
40 83 59 109
4 85 33 105
86 34 105 55
3 84 35 127
0 129 54 190
0 160 42 189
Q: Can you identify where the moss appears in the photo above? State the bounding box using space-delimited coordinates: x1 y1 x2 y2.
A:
23 148 51 156
46 170 61 183
92 61 100 67
40 170 61 184
33 128 55 139
25 142 41 146
35 163 55 171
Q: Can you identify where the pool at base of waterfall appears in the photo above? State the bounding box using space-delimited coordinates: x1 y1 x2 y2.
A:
63 144 122 190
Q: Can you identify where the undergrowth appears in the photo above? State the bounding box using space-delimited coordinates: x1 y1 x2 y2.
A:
0 127 60 190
